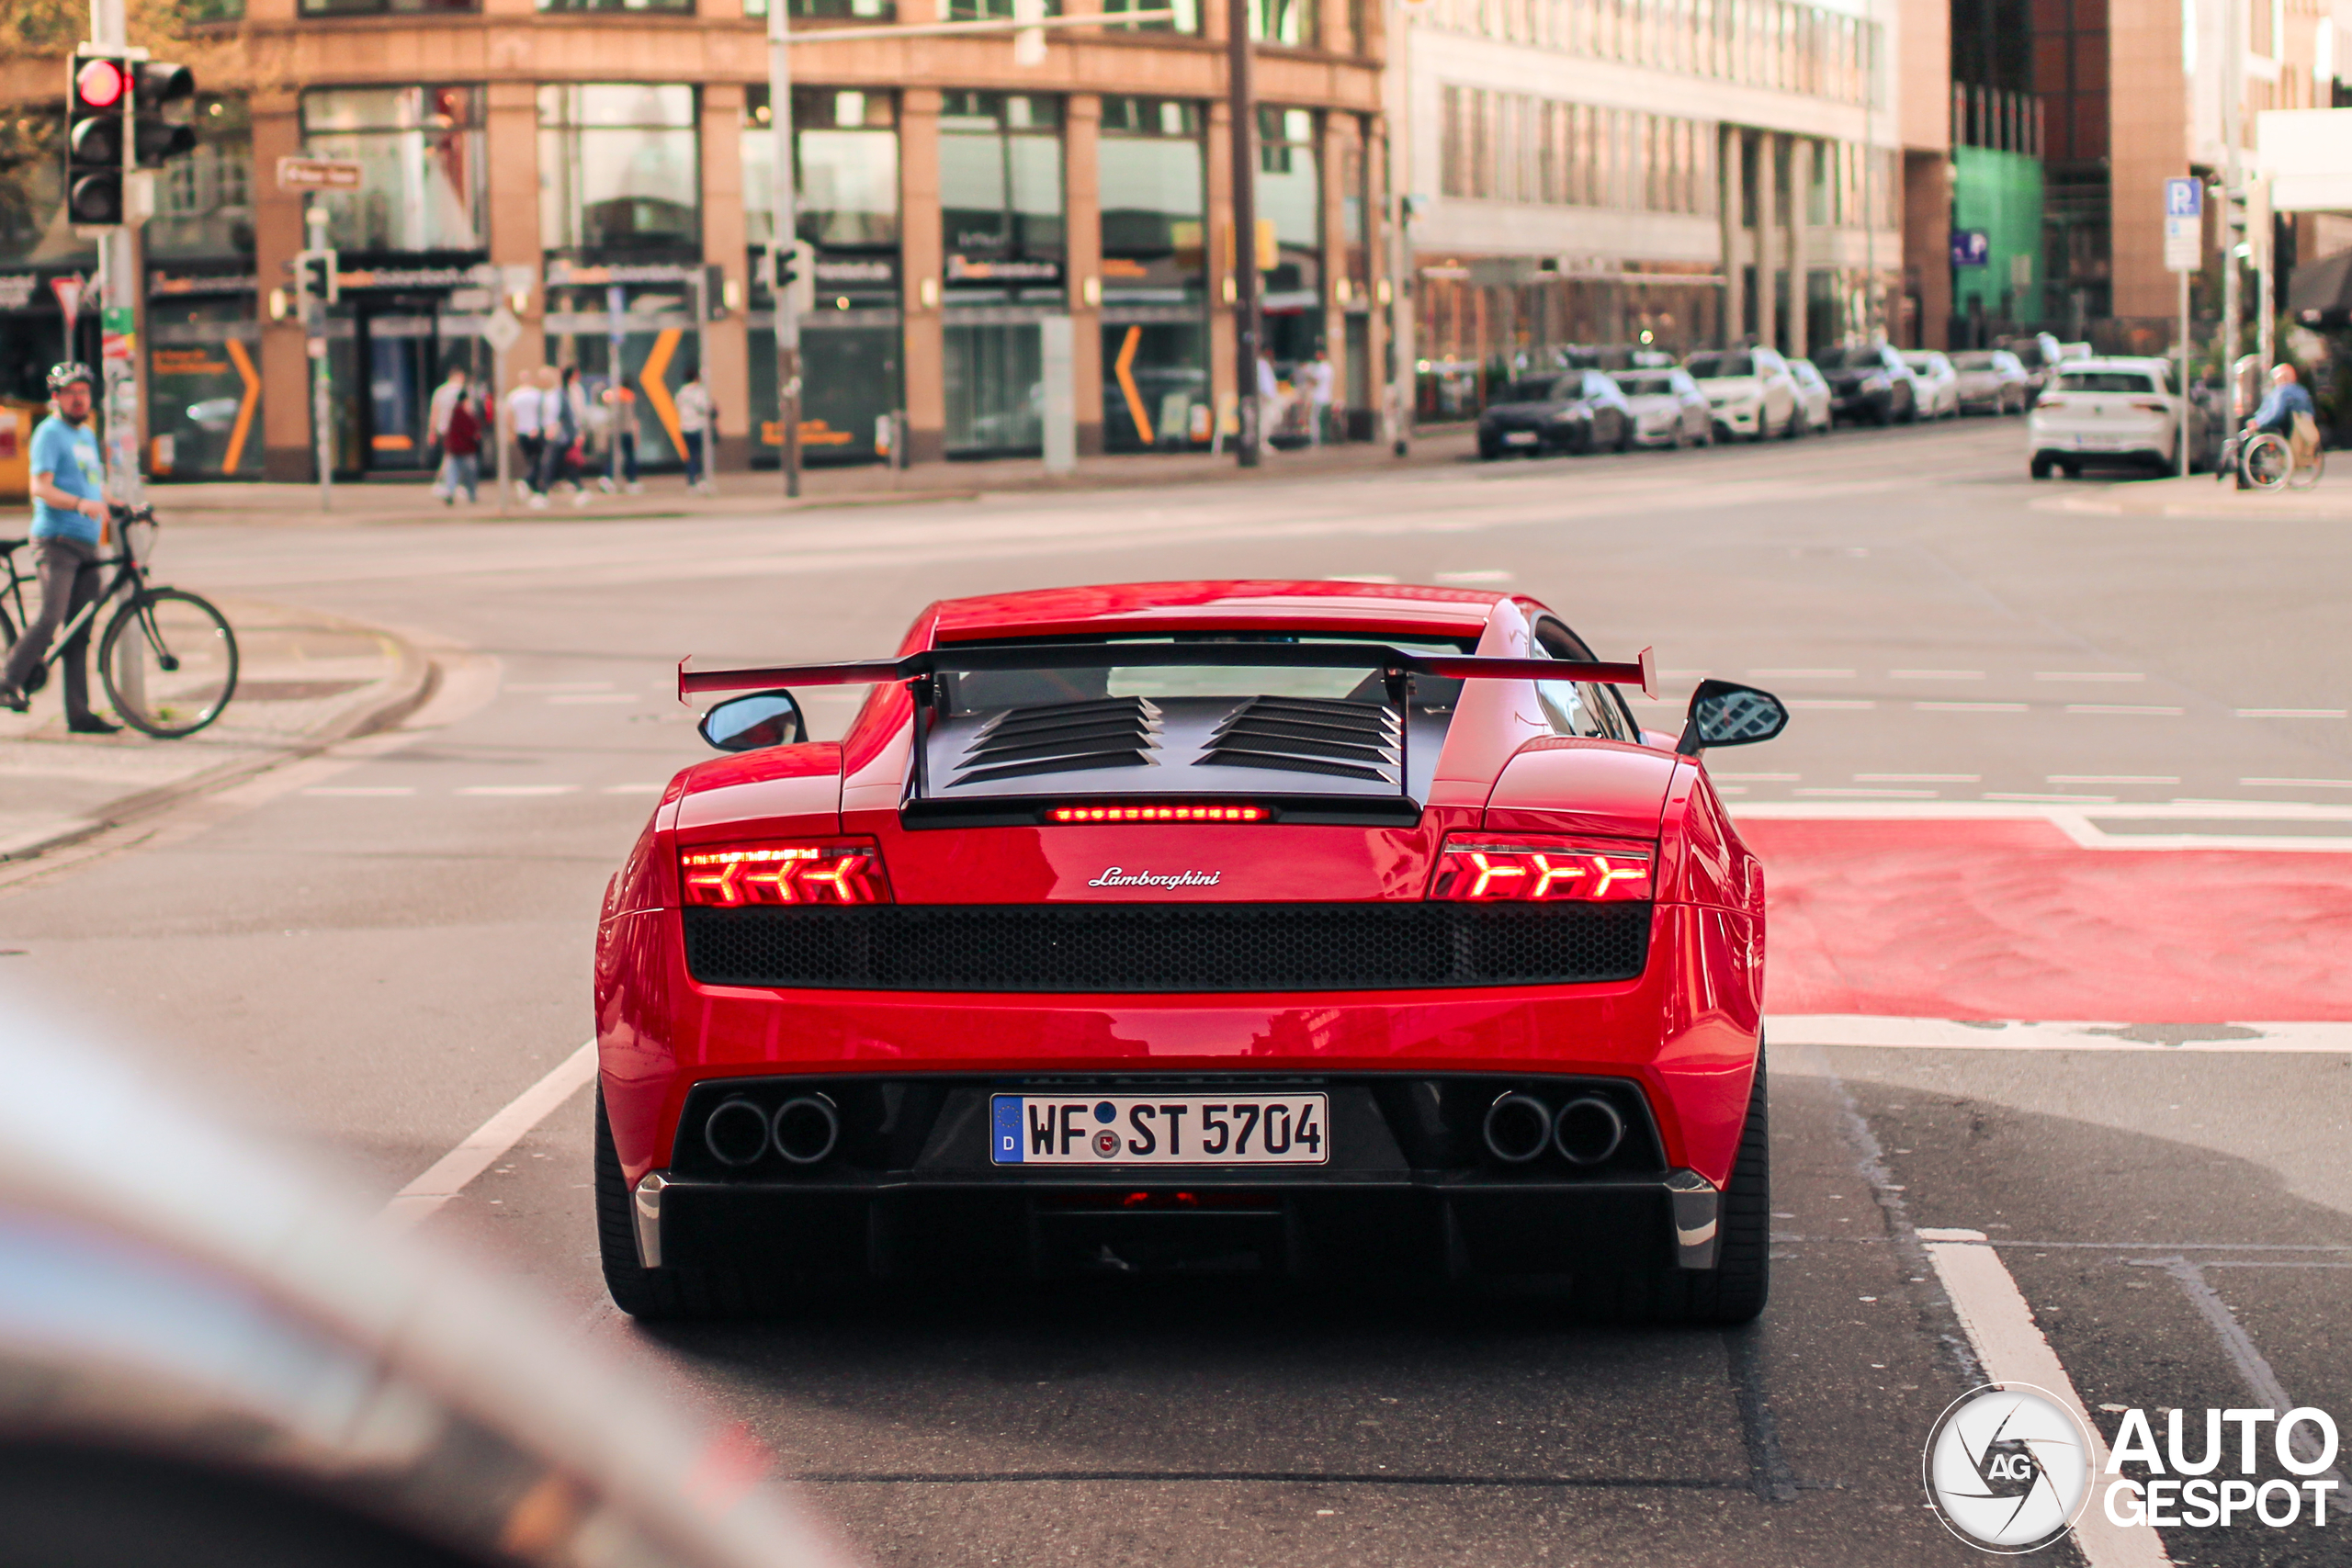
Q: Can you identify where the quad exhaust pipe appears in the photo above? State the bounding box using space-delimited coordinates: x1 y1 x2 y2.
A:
701 1093 842 1168
1481 1091 1626 1167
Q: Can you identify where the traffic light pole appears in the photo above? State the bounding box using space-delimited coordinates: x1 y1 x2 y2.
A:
1227 0 1261 468
300 204 337 512
768 0 802 500
89 0 142 506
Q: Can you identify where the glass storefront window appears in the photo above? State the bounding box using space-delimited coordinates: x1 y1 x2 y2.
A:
0 114 74 271
146 298 264 479
300 0 474 14
939 93 1064 292
1250 0 1312 45
1256 107 1321 370
537 0 686 10
147 96 254 263
742 88 900 252
302 86 487 254
742 0 896 14
539 85 700 257
1102 0 1198 30
1098 97 1203 296
944 0 1060 15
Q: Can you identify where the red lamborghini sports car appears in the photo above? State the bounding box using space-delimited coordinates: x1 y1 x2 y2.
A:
593 581 1789 1321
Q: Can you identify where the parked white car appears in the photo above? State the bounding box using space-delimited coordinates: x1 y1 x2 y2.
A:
1615 367 1714 447
1683 346 1803 441
1787 358 1836 434
2027 357 2211 478
1901 351 1962 418
1949 349 2032 413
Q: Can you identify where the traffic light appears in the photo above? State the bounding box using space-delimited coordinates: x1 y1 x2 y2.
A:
774 238 816 316
132 62 198 167
66 51 128 228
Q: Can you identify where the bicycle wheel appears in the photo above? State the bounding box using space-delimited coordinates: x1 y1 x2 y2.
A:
98 588 238 739
2288 447 2325 491
2241 433 2292 491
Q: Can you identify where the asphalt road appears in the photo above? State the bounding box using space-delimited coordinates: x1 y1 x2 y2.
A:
4 417 2346 1567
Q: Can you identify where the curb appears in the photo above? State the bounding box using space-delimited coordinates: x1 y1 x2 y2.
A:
0 608 435 867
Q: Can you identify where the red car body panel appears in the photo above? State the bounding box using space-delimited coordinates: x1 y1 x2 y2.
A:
596 581 1766 1213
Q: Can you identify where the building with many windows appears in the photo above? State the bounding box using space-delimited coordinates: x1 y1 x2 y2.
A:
1399 0 1934 407
0 0 1393 480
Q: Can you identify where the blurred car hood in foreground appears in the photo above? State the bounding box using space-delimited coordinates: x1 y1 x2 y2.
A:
0 990 857 1568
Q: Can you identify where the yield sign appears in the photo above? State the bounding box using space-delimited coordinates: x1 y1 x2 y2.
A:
51 273 85 321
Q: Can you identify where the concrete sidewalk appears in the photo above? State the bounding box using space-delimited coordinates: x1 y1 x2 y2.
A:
2052 467 2352 521
138 428 1479 528
0 596 429 860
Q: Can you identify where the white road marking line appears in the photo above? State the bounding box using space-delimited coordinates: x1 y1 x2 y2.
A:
506 682 614 693
1785 698 1876 709
601 783 666 795
1795 786 1937 797
1984 791 2117 803
1920 1232 2173 1568
2131 1257 2346 1486
2035 671 2146 682
1732 798 2352 852
382 1039 598 1230
1916 700 2029 712
2241 777 2352 788
1712 772 1800 781
301 786 418 797
1890 670 1984 679
2067 705 2186 716
1748 668 1855 679
2050 775 2179 785
2236 708 2347 719
548 693 643 705
1770 1016 2352 1053
1327 573 1399 583
457 784 581 796
1432 569 1513 583
1856 773 1980 783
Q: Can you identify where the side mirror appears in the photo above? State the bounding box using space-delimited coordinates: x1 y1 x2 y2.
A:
698 691 807 752
1676 680 1788 757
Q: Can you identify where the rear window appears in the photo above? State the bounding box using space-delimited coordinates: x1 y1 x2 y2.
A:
1685 354 1753 378
1617 374 1676 395
2056 371 2160 394
1495 377 1565 403
1810 346 1878 371
1950 352 1998 369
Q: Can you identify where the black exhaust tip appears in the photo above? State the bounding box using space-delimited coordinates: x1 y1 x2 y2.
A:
1482 1092 1552 1164
1553 1096 1626 1167
704 1097 771 1167
772 1094 841 1166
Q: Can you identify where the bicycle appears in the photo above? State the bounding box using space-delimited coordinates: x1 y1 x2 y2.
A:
2215 423 2327 492
0 504 239 739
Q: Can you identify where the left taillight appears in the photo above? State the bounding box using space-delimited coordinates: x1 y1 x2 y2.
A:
1427 833 1654 902
678 839 892 907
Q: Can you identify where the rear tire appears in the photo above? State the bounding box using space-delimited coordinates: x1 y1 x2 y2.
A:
1570 1044 1770 1326
596 1087 781 1319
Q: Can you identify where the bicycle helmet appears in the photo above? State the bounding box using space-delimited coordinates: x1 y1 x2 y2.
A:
47 361 96 392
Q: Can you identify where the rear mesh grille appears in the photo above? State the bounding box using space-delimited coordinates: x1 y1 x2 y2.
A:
955 696 1159 786
1200 697 1398 784
683 903 1651 993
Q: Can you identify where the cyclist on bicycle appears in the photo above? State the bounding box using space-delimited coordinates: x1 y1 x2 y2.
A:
1 362 120 731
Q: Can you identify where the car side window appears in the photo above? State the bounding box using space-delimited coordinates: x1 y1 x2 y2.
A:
1532 619 1631 741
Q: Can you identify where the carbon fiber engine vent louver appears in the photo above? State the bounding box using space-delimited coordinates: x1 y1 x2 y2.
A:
952 696 1161 785
1198 696 1398 783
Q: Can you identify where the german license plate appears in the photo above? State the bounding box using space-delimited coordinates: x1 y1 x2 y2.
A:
990 1094 1329 1166
1503 430 1538 446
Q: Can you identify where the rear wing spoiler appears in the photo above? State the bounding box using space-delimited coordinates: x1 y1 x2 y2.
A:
679 643 1658 702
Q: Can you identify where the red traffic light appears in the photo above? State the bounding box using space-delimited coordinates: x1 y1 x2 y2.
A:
74 57 125 110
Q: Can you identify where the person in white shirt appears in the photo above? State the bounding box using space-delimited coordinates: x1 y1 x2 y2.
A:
676 370 716 494
503 373 547 507
1300 347 1336 446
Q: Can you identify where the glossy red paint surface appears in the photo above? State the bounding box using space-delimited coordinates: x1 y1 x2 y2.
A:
597 583 1767 1194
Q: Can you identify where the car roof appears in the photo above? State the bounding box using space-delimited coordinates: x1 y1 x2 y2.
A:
923 581 1509 645
2059 357 2167 373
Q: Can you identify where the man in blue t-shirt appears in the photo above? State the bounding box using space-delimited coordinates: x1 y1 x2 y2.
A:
1 363 119 731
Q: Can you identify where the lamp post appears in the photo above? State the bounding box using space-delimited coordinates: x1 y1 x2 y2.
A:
1227 0 1261 468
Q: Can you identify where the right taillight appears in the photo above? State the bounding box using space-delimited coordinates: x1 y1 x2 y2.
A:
678 839 891 907
1427 834 1654 902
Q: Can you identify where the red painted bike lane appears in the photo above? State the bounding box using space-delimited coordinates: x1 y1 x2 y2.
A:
1742 818 2352 1022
